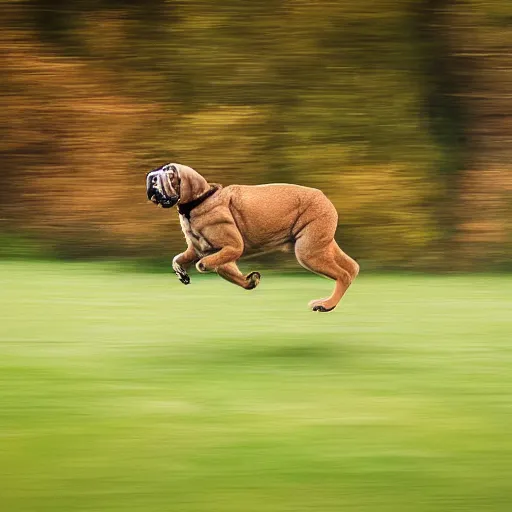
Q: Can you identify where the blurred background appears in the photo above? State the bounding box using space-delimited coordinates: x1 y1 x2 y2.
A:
2 0 511 269
1 2 512 512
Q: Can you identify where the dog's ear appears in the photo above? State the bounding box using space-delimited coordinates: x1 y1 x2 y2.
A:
178 165 210 203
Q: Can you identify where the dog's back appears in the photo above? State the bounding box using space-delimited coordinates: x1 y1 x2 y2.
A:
221 183 338 251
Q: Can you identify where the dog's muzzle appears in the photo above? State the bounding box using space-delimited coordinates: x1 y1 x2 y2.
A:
147 187 179 208
146 166 179 208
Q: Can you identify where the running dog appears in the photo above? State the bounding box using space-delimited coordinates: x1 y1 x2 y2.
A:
146 163 359 312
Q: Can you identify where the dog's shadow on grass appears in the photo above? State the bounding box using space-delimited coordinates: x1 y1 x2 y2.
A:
198 337 352 369
253 344 336 360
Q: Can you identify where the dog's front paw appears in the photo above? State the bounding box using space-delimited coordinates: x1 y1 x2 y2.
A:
177 271 190 285
173 265 190 285
245 271 261 290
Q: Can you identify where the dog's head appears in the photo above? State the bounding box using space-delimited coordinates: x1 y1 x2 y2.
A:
146 163 181 208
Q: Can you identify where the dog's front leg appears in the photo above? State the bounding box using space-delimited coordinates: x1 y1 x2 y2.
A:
217 262 261 290
172 245 198 285
195 226 244 274
196 246 242 273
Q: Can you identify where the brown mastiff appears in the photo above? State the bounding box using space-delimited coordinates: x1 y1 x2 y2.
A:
146 163 359 312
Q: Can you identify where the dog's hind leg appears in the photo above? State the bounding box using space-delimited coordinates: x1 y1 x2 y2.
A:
295 238 359 312
217 262 261 290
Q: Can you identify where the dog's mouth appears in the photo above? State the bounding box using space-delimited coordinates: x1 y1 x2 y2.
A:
146 167 179 208
147 188 179 208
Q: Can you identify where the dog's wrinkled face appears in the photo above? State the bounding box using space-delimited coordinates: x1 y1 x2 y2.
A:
146 164 180 208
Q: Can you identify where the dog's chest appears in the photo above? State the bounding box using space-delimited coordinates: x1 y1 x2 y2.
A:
179 215 212 254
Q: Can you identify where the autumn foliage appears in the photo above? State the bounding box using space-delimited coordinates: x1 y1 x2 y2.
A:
1 1 511 269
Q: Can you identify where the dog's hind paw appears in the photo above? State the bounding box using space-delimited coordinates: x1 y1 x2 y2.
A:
309 298 336 312
312 304 335 312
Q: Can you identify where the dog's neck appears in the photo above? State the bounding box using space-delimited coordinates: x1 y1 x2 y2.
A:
177 165 211 204
178 185 220 219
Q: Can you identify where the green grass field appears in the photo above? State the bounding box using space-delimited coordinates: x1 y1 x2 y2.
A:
1 261 512 512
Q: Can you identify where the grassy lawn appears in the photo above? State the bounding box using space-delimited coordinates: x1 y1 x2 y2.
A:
1 261 512 511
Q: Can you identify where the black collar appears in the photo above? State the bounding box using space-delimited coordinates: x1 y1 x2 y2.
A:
178 185 220 219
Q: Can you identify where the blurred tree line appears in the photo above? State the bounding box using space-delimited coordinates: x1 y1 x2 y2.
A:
1 0 511 270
